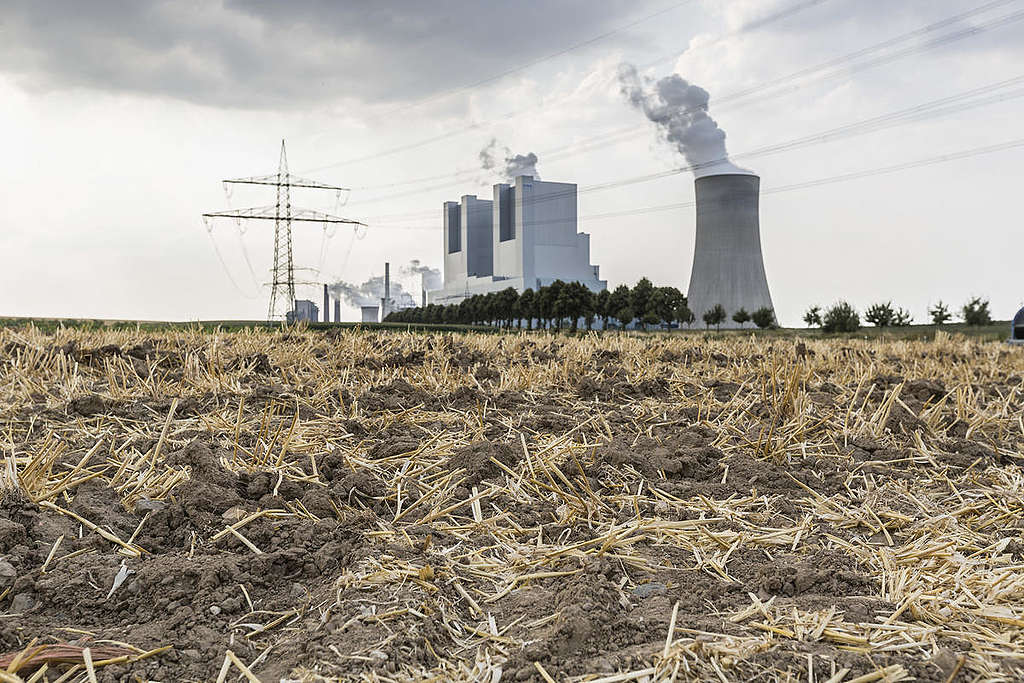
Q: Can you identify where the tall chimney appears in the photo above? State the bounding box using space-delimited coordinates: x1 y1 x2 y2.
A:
383 262 391 318
333 298 340 323
422 290 427 308
687 174 774 328
323 284 329 323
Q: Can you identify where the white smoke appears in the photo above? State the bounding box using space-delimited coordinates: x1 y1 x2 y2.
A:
329 274 415 308
480 138 541 180
401 259 442 292
618 63 753 178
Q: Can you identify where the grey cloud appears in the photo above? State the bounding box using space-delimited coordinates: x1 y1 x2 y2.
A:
329 273 415 308
479 138 540 180
618 63 750 178
0 0 652 109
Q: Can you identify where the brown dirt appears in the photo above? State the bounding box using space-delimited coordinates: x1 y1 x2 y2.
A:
1 328 1022 681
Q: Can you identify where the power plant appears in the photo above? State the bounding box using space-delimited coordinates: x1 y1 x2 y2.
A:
619 64 775 328
429 175 606 305
687 173 774 328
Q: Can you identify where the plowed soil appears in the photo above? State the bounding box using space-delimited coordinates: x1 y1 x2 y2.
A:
1 327 1023 682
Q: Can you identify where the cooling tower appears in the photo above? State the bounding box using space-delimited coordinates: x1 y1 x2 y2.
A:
687 174 774 328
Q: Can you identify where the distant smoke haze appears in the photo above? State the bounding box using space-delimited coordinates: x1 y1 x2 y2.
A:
480 138 541 180
618 63 753 178
401 259 441 292
329 274 415 308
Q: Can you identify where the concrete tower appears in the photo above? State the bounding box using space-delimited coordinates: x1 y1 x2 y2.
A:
687 174 773 328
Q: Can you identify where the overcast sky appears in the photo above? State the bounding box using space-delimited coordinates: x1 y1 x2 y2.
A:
2 0 1022 324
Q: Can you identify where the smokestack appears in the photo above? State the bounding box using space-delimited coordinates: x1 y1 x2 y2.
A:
323 284 329 323
333 298 340 323
383 262 390 318
687 174 774 328
422 290 427 308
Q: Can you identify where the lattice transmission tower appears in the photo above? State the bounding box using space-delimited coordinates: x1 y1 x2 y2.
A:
203 140 365 321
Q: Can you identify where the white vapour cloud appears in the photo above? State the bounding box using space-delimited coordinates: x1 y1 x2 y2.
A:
479 138 541 180
329 274 415 308
618 63 753 178
401 259 442 292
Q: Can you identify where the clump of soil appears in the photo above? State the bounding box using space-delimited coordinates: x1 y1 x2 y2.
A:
357 379 432 412
444 440 519 485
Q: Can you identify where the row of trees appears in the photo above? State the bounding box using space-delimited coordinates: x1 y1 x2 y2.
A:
384 278 776 331
804 297 994 332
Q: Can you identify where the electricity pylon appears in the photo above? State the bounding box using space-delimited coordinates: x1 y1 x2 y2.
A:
203 140 365 321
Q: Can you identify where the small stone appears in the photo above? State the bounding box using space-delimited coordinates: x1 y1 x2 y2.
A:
631 582 667 599
222 506 248 522
134 498 166 513
209 605 222 616
0 560 16 588
10 593 34 612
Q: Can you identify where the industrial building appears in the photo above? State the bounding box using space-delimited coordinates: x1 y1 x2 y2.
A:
361 305 380 323
429 176 606 305
287 299 319 323
686 173 774 329
1011 307 1024 345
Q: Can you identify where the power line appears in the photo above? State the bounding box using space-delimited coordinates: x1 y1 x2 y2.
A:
302 0 1020 176
350 72 1024 222
374 0 700 119
376 135 1024 231
300 0 836 173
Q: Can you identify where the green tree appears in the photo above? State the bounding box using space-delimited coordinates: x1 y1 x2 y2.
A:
556 282 589 331
630 278 655 330
703 304 726 331
752 307 775 329
547 280 568 329
865 302 895 327
608 285 632 329
675 302 695 328
961 297 992 326
536 284 554 329
893 307 913 326
576 285 597 330
648 286 682 328
822 301 860 333
928 301 951 326
732 308 751 327
615 305 635 329
497 287 519 329
518 288 536 329
594 289 612 330
803 306 822 328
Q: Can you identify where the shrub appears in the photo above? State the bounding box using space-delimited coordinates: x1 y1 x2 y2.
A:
822 301 860 333
675 303 695 328
732 308 751 327
864 302 894 327
803 306 822 328
893 307 913 326
752 307 776 329
961 297 992 326
703 304 726 331
928 301 952 325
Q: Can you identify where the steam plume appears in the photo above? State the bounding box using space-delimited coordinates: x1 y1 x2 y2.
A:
618 63 752 178
329 274 415 308
401 259 442 292
480 138 541 180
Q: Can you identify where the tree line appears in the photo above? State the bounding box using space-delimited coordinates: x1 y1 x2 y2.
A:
803 297 994 332
384 278 776 331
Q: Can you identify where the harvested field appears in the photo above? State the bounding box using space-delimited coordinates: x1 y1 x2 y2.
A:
1 326 1023 682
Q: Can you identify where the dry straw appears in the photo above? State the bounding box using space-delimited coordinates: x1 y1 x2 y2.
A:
0 323 1022 681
